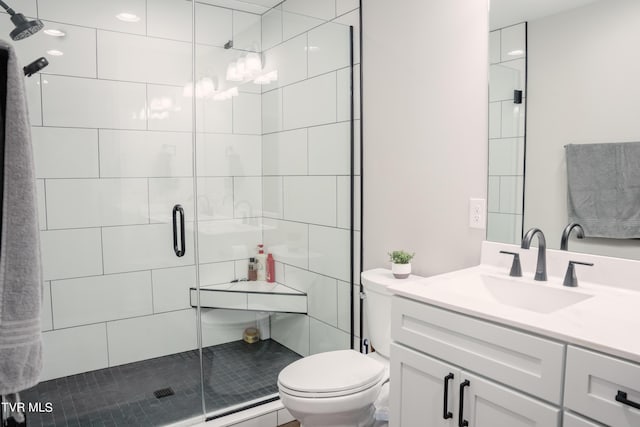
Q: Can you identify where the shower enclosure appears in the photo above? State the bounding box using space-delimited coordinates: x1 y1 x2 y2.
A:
6 0 361 425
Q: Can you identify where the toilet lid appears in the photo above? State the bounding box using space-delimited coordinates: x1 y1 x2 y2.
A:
278 350 385 397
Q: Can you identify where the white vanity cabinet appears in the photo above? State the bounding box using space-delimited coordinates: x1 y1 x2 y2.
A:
564 346 640 427
390 343 560 427
390 296 563 427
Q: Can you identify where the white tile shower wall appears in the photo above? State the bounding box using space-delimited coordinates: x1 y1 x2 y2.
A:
28 0 266 380
262 5 361 356
487 23 526 244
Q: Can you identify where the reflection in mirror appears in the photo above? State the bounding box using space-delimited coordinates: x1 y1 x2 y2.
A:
488 0 640 260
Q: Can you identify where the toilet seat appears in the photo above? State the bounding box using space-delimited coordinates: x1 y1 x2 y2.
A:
278 350 385 398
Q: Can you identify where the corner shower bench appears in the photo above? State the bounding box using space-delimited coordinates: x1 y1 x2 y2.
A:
190 281 307 313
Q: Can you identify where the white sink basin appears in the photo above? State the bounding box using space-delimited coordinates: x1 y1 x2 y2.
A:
479 275 593 314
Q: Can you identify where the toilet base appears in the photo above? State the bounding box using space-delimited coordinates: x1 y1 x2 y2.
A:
293 404 375 427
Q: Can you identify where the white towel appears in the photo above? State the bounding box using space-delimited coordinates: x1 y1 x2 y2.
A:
0 40 43 394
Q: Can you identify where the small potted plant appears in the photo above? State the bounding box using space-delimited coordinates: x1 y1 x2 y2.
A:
388 250 415 279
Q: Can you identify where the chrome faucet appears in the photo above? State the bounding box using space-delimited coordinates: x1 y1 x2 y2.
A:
560 222 584 250
521 228 547 281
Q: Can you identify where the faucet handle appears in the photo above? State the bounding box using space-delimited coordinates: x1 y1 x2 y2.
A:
500 251 523 277
563 260 594 287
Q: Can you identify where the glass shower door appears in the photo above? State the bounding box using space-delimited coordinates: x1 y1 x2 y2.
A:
13 1 205 425
192 0 358 419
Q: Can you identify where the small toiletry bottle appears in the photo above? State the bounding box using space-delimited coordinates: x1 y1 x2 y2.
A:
266 253 275 283
248 257 257 281
256 244 266 281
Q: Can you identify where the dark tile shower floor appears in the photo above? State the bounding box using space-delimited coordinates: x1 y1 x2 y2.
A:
20 339 301 427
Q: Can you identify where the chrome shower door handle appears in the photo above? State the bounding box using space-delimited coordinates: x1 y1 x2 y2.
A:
172 204 186 257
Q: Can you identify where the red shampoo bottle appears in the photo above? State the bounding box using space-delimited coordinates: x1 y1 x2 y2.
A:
266 253 275 283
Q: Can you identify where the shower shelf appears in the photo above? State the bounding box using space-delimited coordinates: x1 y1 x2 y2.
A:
189 281 307 314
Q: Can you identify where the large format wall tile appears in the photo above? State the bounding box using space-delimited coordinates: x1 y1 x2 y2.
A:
46 179 149 229
234 177 263 218
51 271 153 328
102 223 195 273
285 266 337 326
41 282 53 332
337 175 360 230
309 318 349 355
41 324 108 381
283 0 336 21
262 6 283 51
149 177 196 223
197 219 262 263
308 224 349 281
283 176 337 226
41 228 103 281
196 134 261 177
262 34 308 88
233 11 261 52
262 89 283 133
32 127 99 178
148 84 193 132
25 77 41 126
196 177 234 221
262 129 307 175
38 0 146 35
308 22 350 77
283 73 337 129
263 218 309 269
99 130 193 178
152 266 196 313
0 20 97 78
97 30 191 86
308 122 350 175
233 93 262 135
271 313 309 357
107 309 198 367
42 75 146 129
262 177 283 219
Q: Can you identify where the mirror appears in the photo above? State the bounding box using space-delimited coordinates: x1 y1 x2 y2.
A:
487 0 640 260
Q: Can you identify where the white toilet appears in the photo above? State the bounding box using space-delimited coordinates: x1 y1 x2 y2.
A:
278 268 411 427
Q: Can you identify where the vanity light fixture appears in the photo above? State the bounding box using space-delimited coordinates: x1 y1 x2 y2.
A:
44 28 66 37
116 12 141 23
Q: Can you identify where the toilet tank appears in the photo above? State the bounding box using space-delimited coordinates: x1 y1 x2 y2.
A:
362 268 419 358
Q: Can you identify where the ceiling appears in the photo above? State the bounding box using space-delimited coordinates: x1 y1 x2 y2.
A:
490 0 600 30
198 0 282 14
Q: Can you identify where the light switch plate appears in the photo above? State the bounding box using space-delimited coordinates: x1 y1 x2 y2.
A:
469 198 486 229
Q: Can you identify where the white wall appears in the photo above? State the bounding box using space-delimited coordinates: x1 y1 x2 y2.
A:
525 0 640 259
362 0 488 277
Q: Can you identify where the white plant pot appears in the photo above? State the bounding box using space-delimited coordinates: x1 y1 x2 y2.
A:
391 262 411 279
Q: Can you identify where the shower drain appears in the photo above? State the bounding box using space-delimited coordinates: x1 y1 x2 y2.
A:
153 387 175 399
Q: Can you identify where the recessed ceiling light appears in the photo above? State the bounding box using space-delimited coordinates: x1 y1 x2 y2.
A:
507 49 524 56
46 49 64 56
116 12 141 23
44 29 66 37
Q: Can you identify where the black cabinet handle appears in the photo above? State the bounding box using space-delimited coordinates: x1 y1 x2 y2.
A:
172 204 185 257
443 373 454 419
459 380 470 427
616 391 640 410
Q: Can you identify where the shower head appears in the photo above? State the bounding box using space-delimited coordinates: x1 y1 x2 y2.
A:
0 0 44 41
9 13 44 40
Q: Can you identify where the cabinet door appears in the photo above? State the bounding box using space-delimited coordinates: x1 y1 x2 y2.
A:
390 343 459 427
461 372 561 427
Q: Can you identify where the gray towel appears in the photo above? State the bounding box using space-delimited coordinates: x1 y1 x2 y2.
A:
0 41 42 394
566 142 640 238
